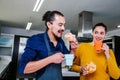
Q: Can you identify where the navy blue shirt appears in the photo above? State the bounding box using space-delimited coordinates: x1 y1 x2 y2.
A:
19 32 69 77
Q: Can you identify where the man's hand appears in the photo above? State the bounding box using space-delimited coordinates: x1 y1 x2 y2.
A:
49 52 64 64
70 40 78 54
70 40 78 49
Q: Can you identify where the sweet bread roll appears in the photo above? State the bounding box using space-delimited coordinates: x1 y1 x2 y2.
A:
86 62 96 74
64 33 76 42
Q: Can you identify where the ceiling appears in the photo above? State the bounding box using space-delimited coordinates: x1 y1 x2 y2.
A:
0 0 120 32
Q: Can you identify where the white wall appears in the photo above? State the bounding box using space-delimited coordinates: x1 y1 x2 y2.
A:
0 26 44 36
0 26 44 56
107 28 120 37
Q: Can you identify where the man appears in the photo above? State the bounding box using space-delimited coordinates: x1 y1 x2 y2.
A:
19 11 78 80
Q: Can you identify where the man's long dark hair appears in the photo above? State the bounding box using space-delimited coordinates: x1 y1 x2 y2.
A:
42 11 64 30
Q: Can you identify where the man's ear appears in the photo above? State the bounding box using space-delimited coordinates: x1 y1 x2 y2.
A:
47 22 51 29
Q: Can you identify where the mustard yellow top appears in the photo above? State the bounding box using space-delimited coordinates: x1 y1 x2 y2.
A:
71 43 120 80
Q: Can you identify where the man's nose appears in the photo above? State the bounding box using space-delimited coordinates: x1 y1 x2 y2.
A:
61 25 65 30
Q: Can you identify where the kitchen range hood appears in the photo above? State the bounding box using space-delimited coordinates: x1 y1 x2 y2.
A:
77 11 93 42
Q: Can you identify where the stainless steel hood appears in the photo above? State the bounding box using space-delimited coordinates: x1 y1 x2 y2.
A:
78 11 93 38
77 11 93 42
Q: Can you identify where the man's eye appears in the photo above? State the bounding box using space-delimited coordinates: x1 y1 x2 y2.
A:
59 24 62 26
59 23 64 27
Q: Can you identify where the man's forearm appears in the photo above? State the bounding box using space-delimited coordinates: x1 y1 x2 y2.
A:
24 57 52 74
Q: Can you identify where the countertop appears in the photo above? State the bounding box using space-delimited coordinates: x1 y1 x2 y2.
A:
0 55 79 78
62 61 80 77
62 68 79 77
0 55 11 77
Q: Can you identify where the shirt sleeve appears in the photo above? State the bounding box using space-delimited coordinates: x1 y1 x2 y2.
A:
71 44 81 72
107 49 120 79
19 36 38 74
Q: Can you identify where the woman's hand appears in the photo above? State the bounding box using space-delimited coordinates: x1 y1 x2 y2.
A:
80 62 96 75
102 43 110 59
80 65 89 75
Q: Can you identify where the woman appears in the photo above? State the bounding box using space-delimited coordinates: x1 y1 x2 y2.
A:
71 23 120 80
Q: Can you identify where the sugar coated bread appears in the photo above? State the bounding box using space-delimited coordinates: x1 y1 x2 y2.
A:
86 62 96 74
64 33 76 42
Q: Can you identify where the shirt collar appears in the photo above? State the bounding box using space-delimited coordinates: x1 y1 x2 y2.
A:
45 31 51 42
45 31 62 43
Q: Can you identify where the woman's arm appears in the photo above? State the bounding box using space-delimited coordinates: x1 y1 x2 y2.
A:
107 50 120 79
71 44 81 72
102 43 120 79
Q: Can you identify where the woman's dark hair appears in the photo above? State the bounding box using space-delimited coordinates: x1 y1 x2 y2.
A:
92 23 107 32
42 11 64 29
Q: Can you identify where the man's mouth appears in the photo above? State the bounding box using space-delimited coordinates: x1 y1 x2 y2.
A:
58 30 64 34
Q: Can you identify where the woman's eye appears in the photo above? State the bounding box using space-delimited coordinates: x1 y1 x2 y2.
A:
100 32 105 35
95 31 98 34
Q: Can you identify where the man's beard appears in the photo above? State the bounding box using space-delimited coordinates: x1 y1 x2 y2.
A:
53 32 61 41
